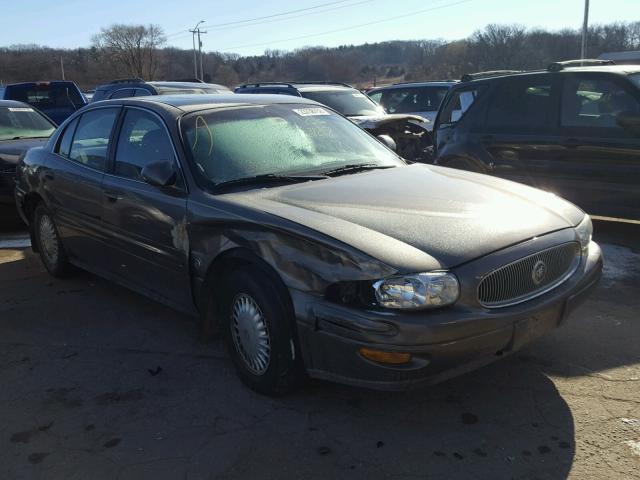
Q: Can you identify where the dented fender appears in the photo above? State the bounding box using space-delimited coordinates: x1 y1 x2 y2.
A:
187 198 398 303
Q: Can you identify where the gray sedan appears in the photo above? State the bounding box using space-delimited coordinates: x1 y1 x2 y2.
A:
14 94 602 395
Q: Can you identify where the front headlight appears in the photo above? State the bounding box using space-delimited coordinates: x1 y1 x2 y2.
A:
575 214 593 252
373 272 459 310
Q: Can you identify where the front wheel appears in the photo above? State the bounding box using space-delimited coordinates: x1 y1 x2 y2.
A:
222 266 303 395
33 204 71 277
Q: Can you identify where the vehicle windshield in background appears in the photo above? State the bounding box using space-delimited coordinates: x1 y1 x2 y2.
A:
300 90 384 116
0 106 56 141
375 86 450 114
5 84 84 109
628 73 640 88
181 104 402 186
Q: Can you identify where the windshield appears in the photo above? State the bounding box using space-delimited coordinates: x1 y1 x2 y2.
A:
301 90 384 116
0 106 56 141
5 83 85 109
181 104 403 187
374 86 450 114
629 73 640 89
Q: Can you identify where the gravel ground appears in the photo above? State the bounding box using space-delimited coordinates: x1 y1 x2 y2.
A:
0 218 638 480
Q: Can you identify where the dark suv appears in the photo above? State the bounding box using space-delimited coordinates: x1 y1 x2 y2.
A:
91 79 231 102
1 81 87 124
235 82 433 162
433 62 640 220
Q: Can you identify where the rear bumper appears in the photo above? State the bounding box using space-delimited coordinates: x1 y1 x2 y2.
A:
293 242 602 390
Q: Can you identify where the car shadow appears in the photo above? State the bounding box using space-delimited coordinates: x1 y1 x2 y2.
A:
0 249 580 479
2 234 638 479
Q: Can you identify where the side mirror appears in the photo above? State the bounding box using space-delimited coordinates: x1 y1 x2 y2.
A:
376 134 397 151
616 111 640 136
141 160 178 187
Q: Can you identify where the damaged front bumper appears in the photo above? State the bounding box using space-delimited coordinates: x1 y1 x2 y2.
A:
292 242 603 391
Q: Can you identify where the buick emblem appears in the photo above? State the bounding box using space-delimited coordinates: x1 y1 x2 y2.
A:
531 260 547 286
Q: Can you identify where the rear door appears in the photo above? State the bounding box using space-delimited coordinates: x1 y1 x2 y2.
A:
553 73 640 220
44 107 120 268
100 107 191 308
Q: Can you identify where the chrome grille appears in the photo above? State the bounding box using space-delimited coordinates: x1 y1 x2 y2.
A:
478 242 580 308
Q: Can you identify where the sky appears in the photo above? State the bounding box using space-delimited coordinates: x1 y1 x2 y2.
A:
1 0 639 56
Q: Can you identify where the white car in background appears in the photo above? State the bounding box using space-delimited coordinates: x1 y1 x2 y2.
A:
367 81 457 130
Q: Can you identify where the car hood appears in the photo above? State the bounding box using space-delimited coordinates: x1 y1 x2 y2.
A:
0 138 48 167
348 113 427 130
231 164 584 272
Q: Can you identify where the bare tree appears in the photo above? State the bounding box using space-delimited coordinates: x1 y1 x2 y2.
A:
91 24 166 80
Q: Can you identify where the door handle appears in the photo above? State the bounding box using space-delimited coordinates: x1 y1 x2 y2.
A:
104 190 121 202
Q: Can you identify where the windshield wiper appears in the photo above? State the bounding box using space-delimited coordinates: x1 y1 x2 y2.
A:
213 173 328 191
321 163 396 177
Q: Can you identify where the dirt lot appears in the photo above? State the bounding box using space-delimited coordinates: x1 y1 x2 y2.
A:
0 214 638 480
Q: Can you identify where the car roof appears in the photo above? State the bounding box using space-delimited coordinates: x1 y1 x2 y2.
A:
148 81 230 90
236 82 355 93
459 65 640 85
4 81 77 88
90 93 319 113
368 81 457 92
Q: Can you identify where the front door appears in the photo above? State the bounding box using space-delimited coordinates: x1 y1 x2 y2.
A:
553 73 640 220
100 107 191 308
479 75 565 191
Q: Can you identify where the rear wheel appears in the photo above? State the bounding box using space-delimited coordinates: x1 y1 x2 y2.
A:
221 266 303 395
33 204 71 277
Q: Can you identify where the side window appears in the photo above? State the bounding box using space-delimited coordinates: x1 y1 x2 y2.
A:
69 108 118 171
440 87 484 125
114 109 175 181
109 89 134 100
56 117 79 157
561 76 640 131
132 88 152 97
368 91 382 104
486 77 555 131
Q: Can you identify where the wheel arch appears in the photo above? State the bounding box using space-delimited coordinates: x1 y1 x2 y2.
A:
21 192 46 252
197 247 293 340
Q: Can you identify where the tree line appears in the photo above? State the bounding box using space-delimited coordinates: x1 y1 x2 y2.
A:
1 21 638 90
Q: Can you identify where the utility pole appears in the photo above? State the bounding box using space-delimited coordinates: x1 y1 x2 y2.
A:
197 27 207 81
189 20 205 80
60 57 65 80
580 0 590 63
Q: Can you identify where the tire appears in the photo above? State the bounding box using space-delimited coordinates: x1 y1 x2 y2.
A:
221 266 303 396
33 204 71 278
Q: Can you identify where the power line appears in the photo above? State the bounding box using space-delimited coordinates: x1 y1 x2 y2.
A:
165 0 357 39
202 0 355 29
166 0 375 42
218 0 474 52
206 0 375 32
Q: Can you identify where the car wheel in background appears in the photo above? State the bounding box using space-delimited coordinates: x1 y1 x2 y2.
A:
221 266 303 395
33 204 71 277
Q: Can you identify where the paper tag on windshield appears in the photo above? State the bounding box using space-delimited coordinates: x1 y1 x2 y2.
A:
352 93 366 98
293 107 330 117
8 107 34 112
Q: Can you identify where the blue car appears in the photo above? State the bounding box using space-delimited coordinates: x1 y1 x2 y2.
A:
1 81 87 125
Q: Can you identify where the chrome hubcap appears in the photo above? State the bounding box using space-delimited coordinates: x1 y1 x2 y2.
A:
39 214 59 265
231 293 271 375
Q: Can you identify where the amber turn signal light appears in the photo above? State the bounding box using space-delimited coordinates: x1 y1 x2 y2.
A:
359 348 412 365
